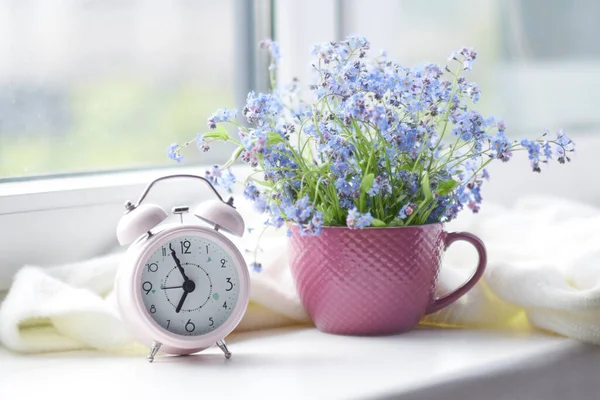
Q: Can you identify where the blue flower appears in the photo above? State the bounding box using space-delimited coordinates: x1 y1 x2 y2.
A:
243 183 260 201
250 262 263 273
356 212 373 229
266 215 284 228
260 39 281 71
301 211 324 236
491 133 512 162
166 143 183 163
243 91 283 127
345 208 372 229
331 160 348 176
346 207 360 229
521 139 541 161
368 176 391 196
207 108 238 129
205 165 236 192
398 203 416 220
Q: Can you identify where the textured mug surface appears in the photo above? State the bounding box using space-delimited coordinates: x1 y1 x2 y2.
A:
288 223 487 335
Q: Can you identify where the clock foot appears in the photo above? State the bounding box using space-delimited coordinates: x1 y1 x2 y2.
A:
147 341 162 363
216 339 232 359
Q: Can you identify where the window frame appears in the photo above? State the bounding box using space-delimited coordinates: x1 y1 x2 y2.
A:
0 0 277 290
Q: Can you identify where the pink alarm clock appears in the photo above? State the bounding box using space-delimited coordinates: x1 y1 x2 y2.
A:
115 174 250 362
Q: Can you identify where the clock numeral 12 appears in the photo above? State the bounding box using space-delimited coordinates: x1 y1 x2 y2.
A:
181 240 191 254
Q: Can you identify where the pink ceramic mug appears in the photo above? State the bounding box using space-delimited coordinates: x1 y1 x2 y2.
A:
289 223 486 335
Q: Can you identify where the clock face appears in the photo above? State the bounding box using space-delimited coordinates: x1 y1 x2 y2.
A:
139 234 240 336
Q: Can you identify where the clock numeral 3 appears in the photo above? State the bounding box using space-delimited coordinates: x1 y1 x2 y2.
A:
209 317 214 327
225 278 233 291
185 319 195 332
150 305 156 314
142 281 153 295
180 240 191 254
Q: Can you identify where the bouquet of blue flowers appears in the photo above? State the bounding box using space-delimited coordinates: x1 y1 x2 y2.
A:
168 36 574 237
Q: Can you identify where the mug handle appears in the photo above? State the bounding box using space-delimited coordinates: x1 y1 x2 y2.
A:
425 232 487 314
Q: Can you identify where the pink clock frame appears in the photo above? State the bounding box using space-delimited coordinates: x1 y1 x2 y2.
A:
114 224 250 356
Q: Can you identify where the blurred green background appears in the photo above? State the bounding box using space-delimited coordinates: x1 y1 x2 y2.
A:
0 0 237 179
0 80 233 177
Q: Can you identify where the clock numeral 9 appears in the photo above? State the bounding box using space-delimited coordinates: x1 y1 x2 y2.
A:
221 259 227 268
225 278 233 291
209 317 214 327
150 305 156 314
146 263 158 273
185 319 195 332
142 281 153 295
180 240 191 254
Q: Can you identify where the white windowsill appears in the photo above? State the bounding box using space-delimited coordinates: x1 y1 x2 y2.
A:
1 326 598 400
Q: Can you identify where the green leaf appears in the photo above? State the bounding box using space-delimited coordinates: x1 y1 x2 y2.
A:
371 218 387 227
421 172 433 201
437 179 458 196
388 218 404 227
399 164 412 171
222 146 244 169
267 132 285 146
203 125 230 141
360 173 375 195
251 179 273 188
392 194 407 207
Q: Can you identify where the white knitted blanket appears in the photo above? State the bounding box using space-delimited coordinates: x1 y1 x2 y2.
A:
1 196 599 353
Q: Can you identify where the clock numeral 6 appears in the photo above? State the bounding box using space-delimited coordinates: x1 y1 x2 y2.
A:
185 319 195 332
146 263 158 273
209 317 214 327
150 305 156 314
142 281 153 295
225 278 233 291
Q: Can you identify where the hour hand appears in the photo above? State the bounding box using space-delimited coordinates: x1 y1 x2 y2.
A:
169 243 189 281
175 290 188 313
161 285 183 290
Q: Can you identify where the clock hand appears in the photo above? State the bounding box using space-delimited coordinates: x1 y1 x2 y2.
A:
169 243 190 282
161 285 183 290
175 290 188 313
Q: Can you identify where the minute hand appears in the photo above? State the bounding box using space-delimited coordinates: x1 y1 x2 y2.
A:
169 243 189 281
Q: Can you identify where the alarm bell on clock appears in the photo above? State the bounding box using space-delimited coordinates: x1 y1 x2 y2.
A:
114 174 250 363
